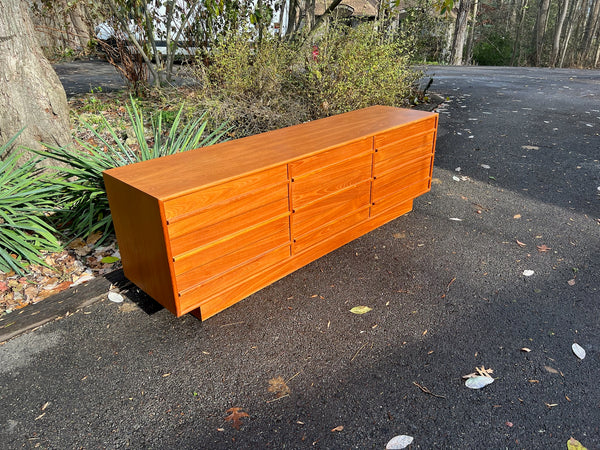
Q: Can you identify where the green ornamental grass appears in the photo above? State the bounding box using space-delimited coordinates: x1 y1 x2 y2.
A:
0 130 63 274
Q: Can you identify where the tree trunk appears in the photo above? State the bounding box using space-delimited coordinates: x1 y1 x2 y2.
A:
0 0 71 160
450 0 474 65
550 0 570 66
581 0 600 63
559 0 584 66
465 0 479 65
510 0 529 65
532 0 552 66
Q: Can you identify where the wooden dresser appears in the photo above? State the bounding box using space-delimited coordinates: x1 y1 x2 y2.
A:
103 106 438 320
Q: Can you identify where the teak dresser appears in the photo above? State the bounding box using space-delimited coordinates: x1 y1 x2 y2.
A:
103 106 438 320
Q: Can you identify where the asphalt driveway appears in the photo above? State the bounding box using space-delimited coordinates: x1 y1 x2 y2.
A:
0 65 598 449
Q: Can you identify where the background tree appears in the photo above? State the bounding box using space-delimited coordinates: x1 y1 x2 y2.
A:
0 0 71 159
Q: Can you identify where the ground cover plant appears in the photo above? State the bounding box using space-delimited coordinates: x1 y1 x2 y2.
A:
0 130 62 275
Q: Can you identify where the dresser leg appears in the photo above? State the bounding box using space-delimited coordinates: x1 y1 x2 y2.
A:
189 308 202 321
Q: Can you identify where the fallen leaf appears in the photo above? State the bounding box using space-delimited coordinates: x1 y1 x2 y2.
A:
521 347 532 352
108 292 124 303
567 437 588 450
544 366 559 374
537 244 551 252
522 145 540 150
572 343 586 360
224 407 249 430
513 214 522 219
516 240 526 247
350 306 372 315
528 379 540 383
545 402 558 408
100 256 120 264
449 217 463 221
86 231 103 246
522 270 535 277
465 376 494 389
481 164 490 169
386 435 414 449
331 425 344 432
506 421 513 427
567 279 576 286
268 376 290 398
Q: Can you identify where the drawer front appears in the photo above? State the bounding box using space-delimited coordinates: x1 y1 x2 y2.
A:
163 165 288 221
292 181 371 238
374 117 437 149
288 137 372 178
371 179 430 217
374 142 433 177
166 182 289 240
372 155 432 201
169 197 289 258
175 217 291 292
178 245 291 311
374 131 434 168
291 153 372 208
292 207 370 254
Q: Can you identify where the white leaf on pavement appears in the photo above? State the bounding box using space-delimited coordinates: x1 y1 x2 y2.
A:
523 270 535 277
386 435 414 449
481 164 490 169
108 292 124 303
453 175 461 181
572 343 586 360
465 376 495 389
449 218 463 221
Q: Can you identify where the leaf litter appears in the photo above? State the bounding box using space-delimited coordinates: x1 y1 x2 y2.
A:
224 407 249 430
0 234 122 316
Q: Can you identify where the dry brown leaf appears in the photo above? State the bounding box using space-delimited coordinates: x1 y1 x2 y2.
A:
225 407 249 430
544 366 559 374
268 376 290 399
331 425 344 432
537 244 551 252
568 279 576 286
513 214 522 219
516 240 526 247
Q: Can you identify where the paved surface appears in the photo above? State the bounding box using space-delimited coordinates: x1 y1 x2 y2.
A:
0 65 599 449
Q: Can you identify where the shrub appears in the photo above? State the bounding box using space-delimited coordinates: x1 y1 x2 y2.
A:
0 131 62 274
36 98 229 243
305 22 421 117
473 32 513 66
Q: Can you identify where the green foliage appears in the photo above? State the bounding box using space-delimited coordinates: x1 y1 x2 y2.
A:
0 131 62 274
36 97 229 242
305 22 420 117
473 32 513 66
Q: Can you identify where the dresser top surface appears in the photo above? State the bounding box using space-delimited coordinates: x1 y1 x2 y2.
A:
103 106 437 201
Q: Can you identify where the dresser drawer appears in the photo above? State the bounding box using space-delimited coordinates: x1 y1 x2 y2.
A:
289 137 371 178
374 117 437 149
174 216 291 292
168 197 289 258
372 155 432 200
292 181 371 238
178 245 291 312
163 165 288 222
166 182 289 240
374 131 434 170
371 179 430 217
292 207 369 254
291 153 372 208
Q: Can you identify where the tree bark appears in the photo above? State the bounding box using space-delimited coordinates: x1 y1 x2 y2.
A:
510 0 529 65
450 0 474 65
580 0 600 62
0 0 71 160
532 0 552 66
465 0 479 65
559 0 584 66
550 0 570 66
